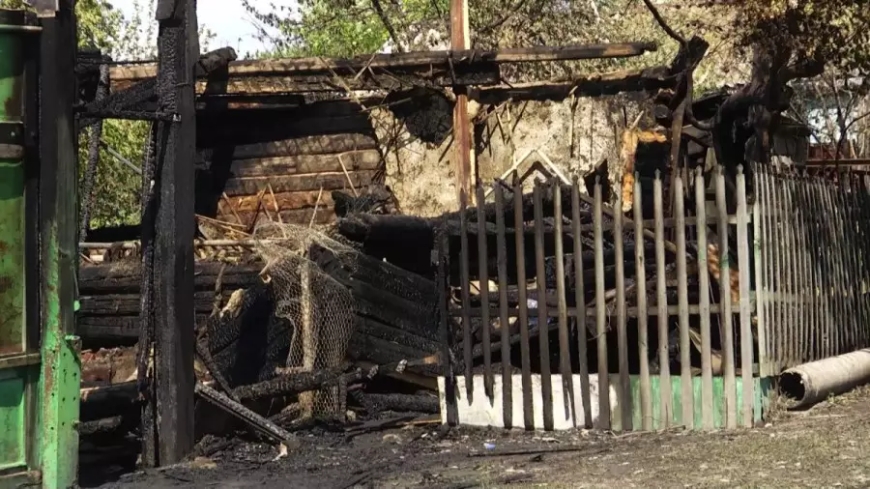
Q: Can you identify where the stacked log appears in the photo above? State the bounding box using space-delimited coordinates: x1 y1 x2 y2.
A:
309 243 440 368
77 251 440 376
194 100 386 229
78 262 262 345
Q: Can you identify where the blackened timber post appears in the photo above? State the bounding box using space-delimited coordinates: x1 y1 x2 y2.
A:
151 0 197 465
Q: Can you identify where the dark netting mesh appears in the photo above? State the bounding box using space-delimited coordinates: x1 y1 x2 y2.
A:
254 222 357 418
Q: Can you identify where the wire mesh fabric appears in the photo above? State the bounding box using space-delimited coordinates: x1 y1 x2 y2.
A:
254 222 357 418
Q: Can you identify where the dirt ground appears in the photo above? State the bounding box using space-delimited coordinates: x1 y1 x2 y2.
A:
91 386 870 489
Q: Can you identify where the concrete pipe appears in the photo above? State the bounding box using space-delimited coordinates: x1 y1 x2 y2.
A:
779 349 870 408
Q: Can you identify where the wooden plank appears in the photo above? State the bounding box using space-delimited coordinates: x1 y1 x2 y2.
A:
613 187 631 431
494 184 513 429
198 134 378 158
653 171 672 428
633 175 652 431
475 185 494 401
533 183 554 431
593 179 610 429
674 174 693 429
736 167 754 427
226 150 382 177
716 167 737 429
438 216 459 425
514 180 534 430
451 0 474 198
109 42 658 85
553 183 574 423
459 190 473 402
694 169 713 430
221 170 378 196
572 182 592 429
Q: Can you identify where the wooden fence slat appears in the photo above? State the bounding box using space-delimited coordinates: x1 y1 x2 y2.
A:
776 171 795 365
593 178 611 430
493 183 513 429
761 165 777 372
822 178 841 356
800 173 814 363
614 187 631 431
459 190 474 401
513 180 534 430
572 181 593 429
803 171 822 362
783 171 797 366
654 172 672 428
674 173 693 428
552 183 574 423
533 183 554 431
475 185 494 401
736 167 754 428
694 169 714 430
854 176 870 350
791 172 809 366
839 177 859 352
847 175 866 351
439 216 458 425
819 178 839 356
804 173 820 363
717 167 737 429
831 178 847 355
633 174 652 431
810 176 831 359
776 168 789 366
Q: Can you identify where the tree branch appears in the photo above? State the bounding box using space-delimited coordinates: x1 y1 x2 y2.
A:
640 0 686 47
370 0 404 53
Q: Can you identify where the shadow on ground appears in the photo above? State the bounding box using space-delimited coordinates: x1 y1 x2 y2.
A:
93 386 870 489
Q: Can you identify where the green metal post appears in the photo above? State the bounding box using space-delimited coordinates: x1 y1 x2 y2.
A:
35 2 81 488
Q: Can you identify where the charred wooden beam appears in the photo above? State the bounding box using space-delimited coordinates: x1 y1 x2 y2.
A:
147 0 198 466
475 66 675 103
108 42 657 94
78 47 238 127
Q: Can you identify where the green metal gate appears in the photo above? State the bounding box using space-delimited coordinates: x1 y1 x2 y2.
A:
0 7 79 489
0 9 38 485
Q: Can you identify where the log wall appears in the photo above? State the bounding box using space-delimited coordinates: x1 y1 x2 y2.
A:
194 99 383 228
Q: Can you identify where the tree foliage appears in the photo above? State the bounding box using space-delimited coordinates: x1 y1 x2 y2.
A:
243 0 743 90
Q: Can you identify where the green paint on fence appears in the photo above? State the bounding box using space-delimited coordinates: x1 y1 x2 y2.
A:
623 375 772 431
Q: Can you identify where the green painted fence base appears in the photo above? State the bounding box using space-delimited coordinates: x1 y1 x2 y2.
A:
611 375 774 432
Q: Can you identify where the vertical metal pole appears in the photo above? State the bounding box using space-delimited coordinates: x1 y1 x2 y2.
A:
36 1 81 487
152 0 197 465
450 0 473 201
